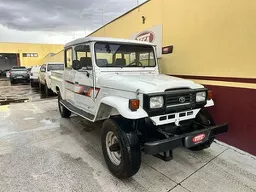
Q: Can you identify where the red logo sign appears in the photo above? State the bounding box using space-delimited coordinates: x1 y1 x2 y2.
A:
135 31 155 43
192 134 205 143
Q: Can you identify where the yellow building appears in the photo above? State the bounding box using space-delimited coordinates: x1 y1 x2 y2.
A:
0 42 63 70
42 50 64 64
88 0 256 155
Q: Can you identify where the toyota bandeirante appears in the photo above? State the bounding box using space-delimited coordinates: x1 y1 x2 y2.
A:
51 37 228 179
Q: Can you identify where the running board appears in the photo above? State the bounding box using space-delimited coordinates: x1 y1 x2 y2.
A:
60 100 95 121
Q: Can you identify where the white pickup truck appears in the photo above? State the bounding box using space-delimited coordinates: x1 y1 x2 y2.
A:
51 37 228 179
38 62 64 96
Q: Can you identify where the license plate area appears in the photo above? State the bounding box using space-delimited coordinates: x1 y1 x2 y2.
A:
16 76 23 79
184 131 210 148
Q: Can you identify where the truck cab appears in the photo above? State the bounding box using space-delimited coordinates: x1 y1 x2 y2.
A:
54 37 228 179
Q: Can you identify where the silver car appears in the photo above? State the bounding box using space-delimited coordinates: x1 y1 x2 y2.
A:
9 66 30 84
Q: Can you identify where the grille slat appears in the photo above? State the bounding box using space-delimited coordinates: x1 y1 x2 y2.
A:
166 92 195 107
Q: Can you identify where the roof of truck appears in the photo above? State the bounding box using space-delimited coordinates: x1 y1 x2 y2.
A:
65 37 155 48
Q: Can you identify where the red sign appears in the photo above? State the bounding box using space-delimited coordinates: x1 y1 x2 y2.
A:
192 134 206 143
135 31 155 43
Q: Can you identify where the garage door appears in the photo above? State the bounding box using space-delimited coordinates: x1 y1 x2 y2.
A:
0 53 18 71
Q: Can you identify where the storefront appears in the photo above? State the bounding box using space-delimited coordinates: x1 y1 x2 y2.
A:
88 0 256 155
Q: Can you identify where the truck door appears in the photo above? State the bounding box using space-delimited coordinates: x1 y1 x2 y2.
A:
72 43 95 114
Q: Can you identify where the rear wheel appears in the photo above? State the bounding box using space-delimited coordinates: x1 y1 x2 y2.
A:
39 82 44 91
44 82 52 96
30 81 36 87
101 118 141 179
58 92 71 118
188 109 215 151
10 79 15 85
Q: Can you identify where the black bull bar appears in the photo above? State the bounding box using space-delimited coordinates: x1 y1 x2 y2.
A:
144 123 228 155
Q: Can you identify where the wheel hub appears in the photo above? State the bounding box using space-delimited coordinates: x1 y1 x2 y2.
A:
109 143 120 152
106 131 121 165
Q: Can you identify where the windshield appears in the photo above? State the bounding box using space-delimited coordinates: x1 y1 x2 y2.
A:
94 42 156 67
11 67 26 71
47 64 64 71
31 66 41 72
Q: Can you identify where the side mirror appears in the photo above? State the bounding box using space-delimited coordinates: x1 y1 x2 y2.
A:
72 60 81 70
162 45 173 54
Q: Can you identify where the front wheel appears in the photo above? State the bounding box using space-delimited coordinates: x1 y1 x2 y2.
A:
58 92 71 118
188 109 215 151
101 118 141 179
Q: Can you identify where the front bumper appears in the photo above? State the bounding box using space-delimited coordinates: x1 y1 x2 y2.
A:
11 76 29 80
144 123 228 155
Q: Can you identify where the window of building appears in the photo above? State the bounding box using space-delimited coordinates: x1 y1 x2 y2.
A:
22 53 38 57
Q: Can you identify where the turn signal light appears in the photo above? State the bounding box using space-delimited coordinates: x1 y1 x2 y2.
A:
129 99 140 111
207 90 213 100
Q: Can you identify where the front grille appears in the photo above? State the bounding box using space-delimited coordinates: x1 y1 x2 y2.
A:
166 93 193 106
165 91 196 113
142 88 207 117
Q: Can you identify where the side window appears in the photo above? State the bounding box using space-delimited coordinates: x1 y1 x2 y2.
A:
65 48 72 68
40 64 46 72
74 44 92 70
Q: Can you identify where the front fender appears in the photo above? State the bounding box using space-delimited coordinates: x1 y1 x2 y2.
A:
98 96 148 119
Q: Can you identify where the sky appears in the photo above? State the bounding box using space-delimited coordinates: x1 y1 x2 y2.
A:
0 0 146 44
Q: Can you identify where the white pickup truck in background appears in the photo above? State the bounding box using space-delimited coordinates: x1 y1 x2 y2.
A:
50 37 228 179
50 71 64 94
38 62 64 96
30 65 41 87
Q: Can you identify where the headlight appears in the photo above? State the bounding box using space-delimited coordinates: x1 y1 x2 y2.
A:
150 96 164 108
196 91 206 102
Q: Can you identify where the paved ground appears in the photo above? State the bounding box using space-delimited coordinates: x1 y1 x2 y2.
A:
0 99 255 192
0 78 53 105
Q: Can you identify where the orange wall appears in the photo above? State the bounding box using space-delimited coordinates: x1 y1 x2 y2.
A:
89 0 256 83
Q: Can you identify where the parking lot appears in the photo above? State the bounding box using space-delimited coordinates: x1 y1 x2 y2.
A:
0 78 50 105
0 78 255 192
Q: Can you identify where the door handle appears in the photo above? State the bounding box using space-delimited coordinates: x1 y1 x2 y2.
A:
78 69 90 78
75 82 79 85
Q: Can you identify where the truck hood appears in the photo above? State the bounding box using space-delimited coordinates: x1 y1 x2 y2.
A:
97 74 203 93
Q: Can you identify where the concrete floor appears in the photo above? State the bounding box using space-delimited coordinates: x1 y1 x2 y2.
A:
0 78 53 105
0 99 255 192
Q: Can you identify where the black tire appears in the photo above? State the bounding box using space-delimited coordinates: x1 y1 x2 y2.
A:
101 118 141 179
10 79 14 85
58 92 71 118
44 82 52 96
31 81 35 87
39 82 44 91
188 109 215 151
